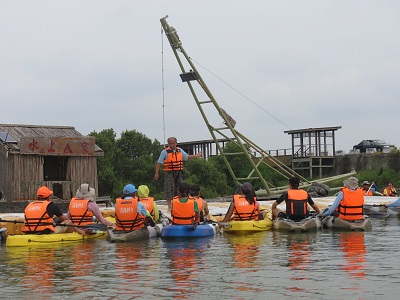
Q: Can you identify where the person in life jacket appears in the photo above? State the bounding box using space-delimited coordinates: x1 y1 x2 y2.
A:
321 176 365 220
382 181 398 197
22 186 84 235
272 177 320 220
154 136 202 212
361 181 373 196
114 184 155 232
171 182 199 225
189 184 210 222
65 183 114 228
137 185 160 223
221 182 267 224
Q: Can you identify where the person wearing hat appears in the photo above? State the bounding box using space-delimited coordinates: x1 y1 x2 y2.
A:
138 185 160 223
271 176 320 220
114 184 155 231
66 183 114 228
361 181 373 196
154 136 202 212
321 176 365 220
189 184 210 222
22 186 84 235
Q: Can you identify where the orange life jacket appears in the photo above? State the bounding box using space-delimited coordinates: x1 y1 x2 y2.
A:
233 194 258 221
362 189 373 196
22 201 55 233
189 196 203 222
285 189 309 219
171 197 195 225
382 187 397 197
163 147 183 171
139 197 155 219
69 198 94 226
115 197 146 232
338 188 364 220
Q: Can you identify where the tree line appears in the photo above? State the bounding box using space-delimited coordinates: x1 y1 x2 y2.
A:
89 129 290 201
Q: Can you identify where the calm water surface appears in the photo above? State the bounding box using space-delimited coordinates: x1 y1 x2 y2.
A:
1 217 400 300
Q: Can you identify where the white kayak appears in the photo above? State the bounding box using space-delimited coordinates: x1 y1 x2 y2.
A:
322 216 372 231
363 204 399 217
106 224 163 243
273 216 321 232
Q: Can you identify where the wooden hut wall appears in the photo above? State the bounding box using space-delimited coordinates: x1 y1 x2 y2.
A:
12 154 44 200
0 146 13 202
67 156 98 198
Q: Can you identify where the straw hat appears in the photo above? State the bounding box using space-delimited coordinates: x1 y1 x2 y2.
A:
76 183 96 201
343 176 359 190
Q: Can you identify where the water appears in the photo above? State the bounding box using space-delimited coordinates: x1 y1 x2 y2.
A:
1 217 400 300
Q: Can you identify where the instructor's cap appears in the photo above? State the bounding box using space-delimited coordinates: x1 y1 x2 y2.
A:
362 181 370 185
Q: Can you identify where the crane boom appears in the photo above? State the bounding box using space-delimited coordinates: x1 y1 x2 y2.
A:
160 16 352 195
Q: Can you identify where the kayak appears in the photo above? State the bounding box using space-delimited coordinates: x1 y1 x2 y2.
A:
107 224 163 242
6 231 106 247
223 218 273 233
161 223 218 238
322 216 372 231
273 216 321 232
363 204 399 217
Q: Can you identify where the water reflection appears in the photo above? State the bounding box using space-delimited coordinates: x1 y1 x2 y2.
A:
338 232 366 279
6 244 65 296
224 233 267 293
163 237 213 299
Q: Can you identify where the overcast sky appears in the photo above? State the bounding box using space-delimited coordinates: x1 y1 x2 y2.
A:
1 1 399 153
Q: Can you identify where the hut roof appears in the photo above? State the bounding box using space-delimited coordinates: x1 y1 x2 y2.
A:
0 124 103 155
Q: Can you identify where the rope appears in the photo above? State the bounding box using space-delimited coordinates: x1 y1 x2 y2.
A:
189 57 292 131
161 26 166 146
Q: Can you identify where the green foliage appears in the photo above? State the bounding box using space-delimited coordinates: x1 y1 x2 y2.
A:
184 158 230 198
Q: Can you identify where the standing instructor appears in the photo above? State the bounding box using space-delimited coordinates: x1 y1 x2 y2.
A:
154 137 202 212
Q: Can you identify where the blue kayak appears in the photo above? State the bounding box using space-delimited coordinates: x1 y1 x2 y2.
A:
161 223 218 238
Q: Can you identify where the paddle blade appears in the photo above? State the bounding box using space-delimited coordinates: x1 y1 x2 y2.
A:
378 166 383 176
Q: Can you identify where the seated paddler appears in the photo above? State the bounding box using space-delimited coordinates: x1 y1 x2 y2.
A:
138 185 160 223
22 186 84 235
272 176 320 220
171 182 200 226
66 183 114 228
221 182 267 224
321 176 364 221
114 184 155 232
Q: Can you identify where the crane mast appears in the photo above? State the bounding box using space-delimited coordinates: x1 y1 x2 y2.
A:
160 16 313 195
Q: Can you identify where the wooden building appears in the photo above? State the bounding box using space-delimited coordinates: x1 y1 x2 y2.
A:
0 124 103 202
284 126 342 178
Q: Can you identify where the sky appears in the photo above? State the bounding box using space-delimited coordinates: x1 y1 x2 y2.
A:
1 1 399 154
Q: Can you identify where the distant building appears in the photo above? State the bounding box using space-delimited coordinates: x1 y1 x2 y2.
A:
0 124 103 202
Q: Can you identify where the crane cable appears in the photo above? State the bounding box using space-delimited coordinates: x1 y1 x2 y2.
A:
189 57 292 131
161 26 166 146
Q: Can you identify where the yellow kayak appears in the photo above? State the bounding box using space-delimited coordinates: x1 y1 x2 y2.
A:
6 231 106 247
223 218 273 232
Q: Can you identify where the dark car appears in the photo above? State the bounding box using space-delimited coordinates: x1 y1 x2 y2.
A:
353 140 395 153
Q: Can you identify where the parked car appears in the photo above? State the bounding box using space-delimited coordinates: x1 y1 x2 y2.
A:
353 140 395 153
